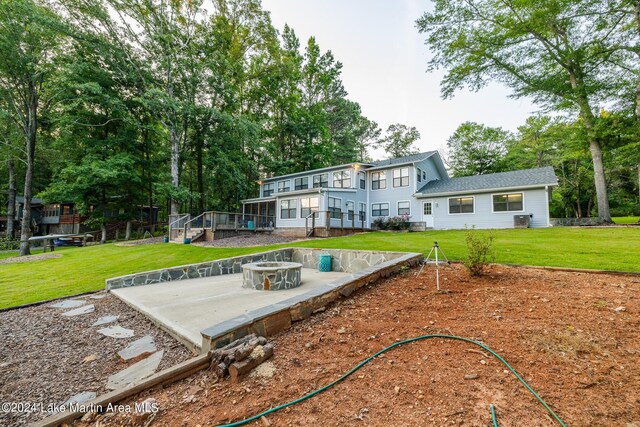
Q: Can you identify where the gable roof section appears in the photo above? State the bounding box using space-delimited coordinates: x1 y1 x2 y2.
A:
416 166 558 197
369 151 437 169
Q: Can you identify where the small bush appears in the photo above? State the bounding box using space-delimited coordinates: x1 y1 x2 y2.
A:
372 217 388 230
0 236 20 251
372 215 411 231
386 215 411 230
464 227 495 276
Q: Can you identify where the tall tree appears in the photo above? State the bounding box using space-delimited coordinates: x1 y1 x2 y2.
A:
447 121 511 176
0 0 65 255
378 123 420 158
417 0 628 222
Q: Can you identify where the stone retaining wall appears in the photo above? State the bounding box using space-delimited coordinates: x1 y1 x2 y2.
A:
292 248 406 273
105 248 411 290
106 249 292 290
550 217 607 226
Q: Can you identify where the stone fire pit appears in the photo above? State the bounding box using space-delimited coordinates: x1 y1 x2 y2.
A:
242 262 302 291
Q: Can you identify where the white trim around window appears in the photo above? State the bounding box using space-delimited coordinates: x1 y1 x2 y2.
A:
279 198 297 220
328 196 342 219
397 200 411 216
447 196 475 215
491 192 525 213
392 167 409 188
371 202 390 217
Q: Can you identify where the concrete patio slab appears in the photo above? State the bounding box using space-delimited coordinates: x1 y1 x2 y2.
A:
111 268 348 350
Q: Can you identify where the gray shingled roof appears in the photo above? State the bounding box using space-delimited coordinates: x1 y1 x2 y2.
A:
370 151 436 167
417 166 558 196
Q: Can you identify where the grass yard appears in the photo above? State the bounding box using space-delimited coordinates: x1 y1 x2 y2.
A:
0 243 273 309
1 227 639 309
613 216 639 224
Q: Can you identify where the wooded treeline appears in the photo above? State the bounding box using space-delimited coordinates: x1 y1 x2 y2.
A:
1 0 414 254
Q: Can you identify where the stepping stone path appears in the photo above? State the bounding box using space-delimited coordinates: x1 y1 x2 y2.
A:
89 294 107 300
63 391 96 407
50 299 86 309
118 336 157 361
92 315 119 326
97 325 134 339
106 351 164 390
62 304 95 317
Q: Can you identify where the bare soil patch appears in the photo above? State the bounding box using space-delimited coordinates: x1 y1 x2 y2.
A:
115 236 165 246
0 293 192 426
0 253 63 265
72 264 640 427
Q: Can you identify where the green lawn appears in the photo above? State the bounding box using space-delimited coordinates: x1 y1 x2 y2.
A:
1 227 639 309
613 216 639 224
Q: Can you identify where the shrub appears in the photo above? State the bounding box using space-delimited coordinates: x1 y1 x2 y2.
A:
386 215 411 230
463 227 495 276
372 217 388 230
0 236 20 251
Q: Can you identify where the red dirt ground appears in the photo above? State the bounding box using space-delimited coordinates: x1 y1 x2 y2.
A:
76 264 640 427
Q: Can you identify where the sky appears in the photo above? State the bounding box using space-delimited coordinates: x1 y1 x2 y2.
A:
260 0 537 158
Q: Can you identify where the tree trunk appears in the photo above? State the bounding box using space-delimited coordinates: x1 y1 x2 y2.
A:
196 138 204 214
170 126 180 216
19 83 38 256
100 224 107 244
125 220 132 240
575 96 611 222
7 158 16 239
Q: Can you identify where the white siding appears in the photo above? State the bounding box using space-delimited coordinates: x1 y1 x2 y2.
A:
429 188 550 229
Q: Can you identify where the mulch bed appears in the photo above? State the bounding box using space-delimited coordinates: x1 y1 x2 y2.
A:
75 264 640 427
115 236 165 246
194 234 306 248
0 293 192 426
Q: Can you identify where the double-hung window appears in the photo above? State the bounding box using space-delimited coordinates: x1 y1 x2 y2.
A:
417 168 422 183
333 170 351 188
398 201 410 216
358 202 366 222
359 172 366 189
493 193 523 212
280 199 297 219
449 197 474 214
328 197 341 219
393 167 409 187
372 203 389 217
346 201 355 221
313 173 328 188
300 197 319 218
371 171 386 190
294 177 309 191
263 183 274 197
278 180 290 193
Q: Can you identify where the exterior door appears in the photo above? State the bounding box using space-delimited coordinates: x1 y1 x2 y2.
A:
422 201 434 228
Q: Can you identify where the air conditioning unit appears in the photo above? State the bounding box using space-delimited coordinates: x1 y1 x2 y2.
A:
514 214 531 228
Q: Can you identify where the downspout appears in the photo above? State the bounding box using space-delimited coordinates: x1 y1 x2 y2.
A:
366 170 370 229
545 185 551 227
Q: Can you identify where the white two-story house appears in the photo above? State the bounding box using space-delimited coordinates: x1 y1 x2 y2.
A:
241 151 557 236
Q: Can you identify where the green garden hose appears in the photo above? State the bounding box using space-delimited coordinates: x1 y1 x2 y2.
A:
216 334 566 427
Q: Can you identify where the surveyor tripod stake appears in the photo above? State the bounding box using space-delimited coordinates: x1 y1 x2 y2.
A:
417 241 451 291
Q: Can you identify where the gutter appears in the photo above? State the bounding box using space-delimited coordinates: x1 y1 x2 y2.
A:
413 182 559 199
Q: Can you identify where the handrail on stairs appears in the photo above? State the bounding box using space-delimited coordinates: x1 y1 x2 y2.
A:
182 211 210 239
168 213 190 241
